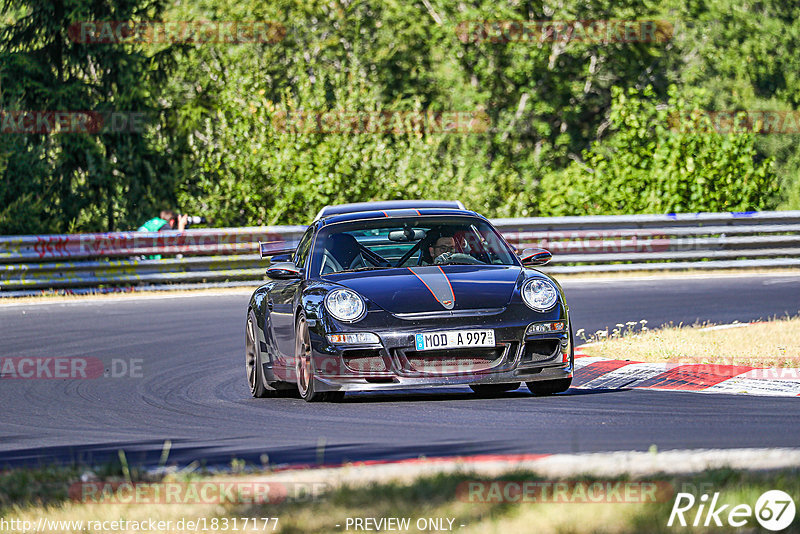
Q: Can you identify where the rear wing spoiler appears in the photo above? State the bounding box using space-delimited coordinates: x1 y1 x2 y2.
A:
258 241 296 260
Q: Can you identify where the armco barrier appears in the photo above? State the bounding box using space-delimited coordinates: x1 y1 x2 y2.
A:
0 227 306 296
494 210 800 273
1 211 799 296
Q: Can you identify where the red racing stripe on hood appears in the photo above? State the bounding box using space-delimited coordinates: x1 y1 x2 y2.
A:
407 267 456 310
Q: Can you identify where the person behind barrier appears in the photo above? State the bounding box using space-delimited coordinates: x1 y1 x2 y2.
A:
137 210 188 232
136 210 188 260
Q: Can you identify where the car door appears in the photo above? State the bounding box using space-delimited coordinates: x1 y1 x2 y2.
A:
269 227 314 361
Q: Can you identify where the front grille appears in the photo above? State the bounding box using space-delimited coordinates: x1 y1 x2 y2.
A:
342 349 387 373
393 308 505 320
522 339 561 363
403 347 505 374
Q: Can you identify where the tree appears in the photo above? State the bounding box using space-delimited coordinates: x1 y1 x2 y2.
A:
0 0 177 233
538 86 778 215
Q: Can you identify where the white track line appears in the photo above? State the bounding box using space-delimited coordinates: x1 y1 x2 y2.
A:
0 289 254 308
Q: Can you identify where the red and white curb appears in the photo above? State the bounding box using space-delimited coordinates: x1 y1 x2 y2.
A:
573 347 800 397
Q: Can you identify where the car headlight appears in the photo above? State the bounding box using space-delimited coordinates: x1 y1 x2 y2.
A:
521 278 559 311
324 288 366 322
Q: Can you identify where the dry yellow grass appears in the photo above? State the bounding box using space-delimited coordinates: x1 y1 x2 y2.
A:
0 491 660 534
3 467 798 534
578 317 800 368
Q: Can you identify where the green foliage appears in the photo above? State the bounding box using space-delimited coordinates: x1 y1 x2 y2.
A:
662 0 800 209
539 86 778 215
0 464 80 509
176 63 534 226
1 0 798 234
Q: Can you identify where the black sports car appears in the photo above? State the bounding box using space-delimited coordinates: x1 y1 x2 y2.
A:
246 200 573 401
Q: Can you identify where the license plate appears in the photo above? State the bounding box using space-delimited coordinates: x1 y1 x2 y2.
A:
414 330 495 351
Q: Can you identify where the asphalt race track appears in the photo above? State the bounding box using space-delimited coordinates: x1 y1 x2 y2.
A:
1 273 799 469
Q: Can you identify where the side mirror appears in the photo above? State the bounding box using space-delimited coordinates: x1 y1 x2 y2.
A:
266 261 302 279
270 253 291 262
520 248 552 267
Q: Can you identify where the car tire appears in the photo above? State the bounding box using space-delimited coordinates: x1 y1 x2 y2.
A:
469 383 521 395
246 310 272 398
295 312 339 402
527 326 574 396
526 377 572 396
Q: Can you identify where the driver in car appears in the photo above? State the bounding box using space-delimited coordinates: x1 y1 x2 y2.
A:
426 230 483 265
429 233 457 262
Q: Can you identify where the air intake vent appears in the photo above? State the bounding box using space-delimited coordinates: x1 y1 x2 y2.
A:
342 349 387 373
522 340 561 362
404 347 504 374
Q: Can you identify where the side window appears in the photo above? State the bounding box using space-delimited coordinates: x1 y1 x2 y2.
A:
293 228 314 270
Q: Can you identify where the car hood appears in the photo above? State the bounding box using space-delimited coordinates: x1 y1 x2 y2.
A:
322 265 522 314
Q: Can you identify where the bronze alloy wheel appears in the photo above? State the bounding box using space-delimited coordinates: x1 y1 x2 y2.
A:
295 314 313 399
295 313 344 402
246 311 268 398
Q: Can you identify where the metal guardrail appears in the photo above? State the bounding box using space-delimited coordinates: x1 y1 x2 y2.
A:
1 211 799 297
0 228 306 297
494 210 800 273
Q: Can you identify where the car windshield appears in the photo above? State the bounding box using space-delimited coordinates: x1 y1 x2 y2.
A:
310 216 518 276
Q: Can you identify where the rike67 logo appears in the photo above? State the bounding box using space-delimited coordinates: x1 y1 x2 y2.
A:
668 490 796 531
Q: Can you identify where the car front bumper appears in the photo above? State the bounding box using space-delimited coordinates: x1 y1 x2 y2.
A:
309 306 573 392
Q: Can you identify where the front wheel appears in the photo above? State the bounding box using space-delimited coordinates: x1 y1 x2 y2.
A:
295 313 343 402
